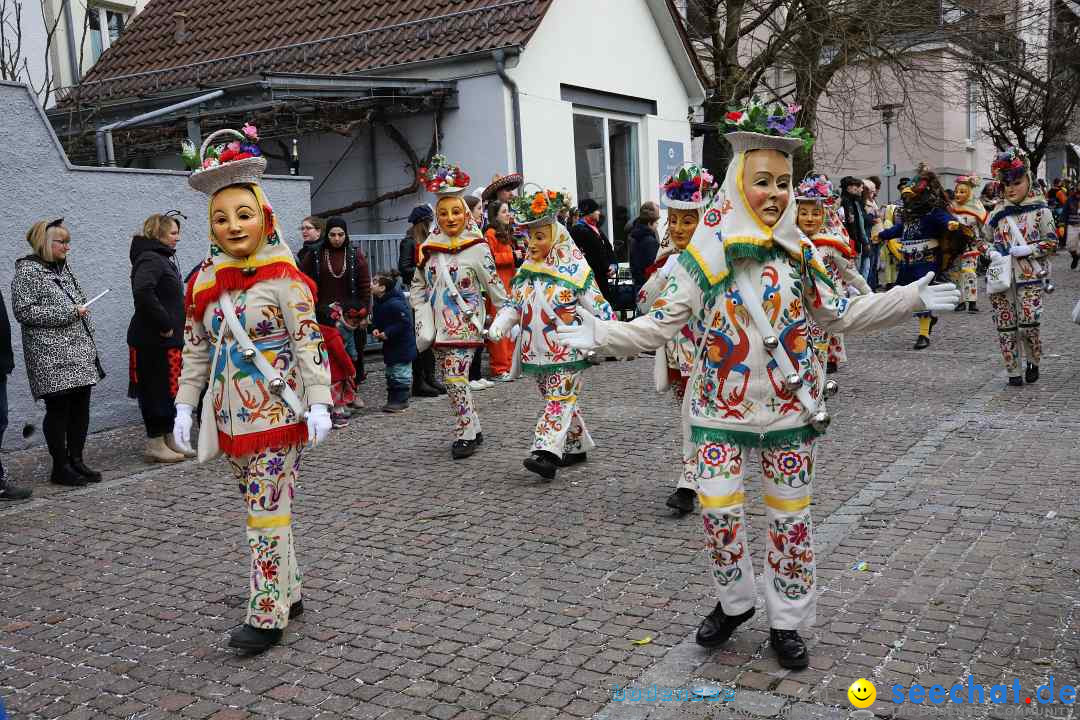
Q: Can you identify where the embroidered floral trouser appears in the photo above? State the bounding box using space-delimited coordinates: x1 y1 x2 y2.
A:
228 443 303 630
672 378 696 492
435 347 481 441
949 254 978 303
806 321 845 367
694 439 816 630
990 283 1042 375
532 369 595 457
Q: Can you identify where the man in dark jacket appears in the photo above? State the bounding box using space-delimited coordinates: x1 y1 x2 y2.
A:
0 286 30 500
840 176 868 259
568 198 617 302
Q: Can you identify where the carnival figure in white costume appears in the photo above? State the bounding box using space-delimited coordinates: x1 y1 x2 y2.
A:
557 102 960 669
949 174 988 313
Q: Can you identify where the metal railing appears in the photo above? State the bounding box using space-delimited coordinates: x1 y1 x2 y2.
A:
354 233 402 351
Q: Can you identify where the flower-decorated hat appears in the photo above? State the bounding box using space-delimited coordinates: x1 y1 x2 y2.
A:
795 173 836 204
182 123 266 196
510 186 570 228
661 163 718 210
419 154 471 195
722 99 815 155
955 174 981 188
991 147 1029 184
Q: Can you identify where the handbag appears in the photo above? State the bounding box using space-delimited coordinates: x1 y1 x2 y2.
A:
985 252 1012 294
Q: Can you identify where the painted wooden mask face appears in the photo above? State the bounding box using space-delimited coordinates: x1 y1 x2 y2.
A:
528 223 555 262
667 208 700 250
210 186 264 258
796 202 825 236
436 196 468 237
742 149 791 227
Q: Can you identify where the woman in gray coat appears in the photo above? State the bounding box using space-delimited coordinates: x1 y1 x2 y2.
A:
12 219 105 486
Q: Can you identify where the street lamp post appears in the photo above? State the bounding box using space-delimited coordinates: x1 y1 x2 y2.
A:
872 103 903 205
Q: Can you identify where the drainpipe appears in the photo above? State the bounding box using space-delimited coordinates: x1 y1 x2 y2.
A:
95 89 225 166
61 0 80 84
492 49 523 175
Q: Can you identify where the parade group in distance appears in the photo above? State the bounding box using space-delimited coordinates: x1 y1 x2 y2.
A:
2 99 1066 666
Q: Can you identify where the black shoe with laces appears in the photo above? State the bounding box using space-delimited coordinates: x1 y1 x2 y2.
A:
451 439 477 460
228 624 283 653
695 603 754 648
1025 363 1039 384
50 463 87 487
69 457 102 483
665 487 696 515
770 628 810 669
523 451 559 480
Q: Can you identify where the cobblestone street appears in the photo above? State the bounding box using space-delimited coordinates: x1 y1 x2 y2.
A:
1 270 1078 720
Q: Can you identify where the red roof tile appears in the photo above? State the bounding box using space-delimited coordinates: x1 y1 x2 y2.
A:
63 0 552 103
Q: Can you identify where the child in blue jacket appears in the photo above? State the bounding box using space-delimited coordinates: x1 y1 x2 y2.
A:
371 273 418 412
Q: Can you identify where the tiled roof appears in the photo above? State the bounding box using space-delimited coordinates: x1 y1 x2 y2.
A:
62 0 552 104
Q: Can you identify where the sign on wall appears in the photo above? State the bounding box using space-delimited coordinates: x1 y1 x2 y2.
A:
658 140 685 185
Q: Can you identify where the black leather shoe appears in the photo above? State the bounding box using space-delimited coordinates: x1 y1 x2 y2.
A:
411 382 440 398
913 335 930 350
967 302 979 313
770 628 810 669
289 601 304 619
825 361 838 374
560 452 587 467
695 603 754 648
451 439 477 460
523 451 559 480
1008 376 1024 387
228 624 283 653
665 487 696 515
475 432 483 446
50 463 87 487
69 457 102 483
1025 363 1039 384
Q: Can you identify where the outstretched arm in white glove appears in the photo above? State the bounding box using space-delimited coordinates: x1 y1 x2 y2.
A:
915 272 962 312
306 404 331 447
1009 244 1034 258
173 404 194 454
555 305 609 350
487 306 520 341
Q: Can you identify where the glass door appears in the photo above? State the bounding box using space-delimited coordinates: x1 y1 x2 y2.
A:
608 119 639 261
572 111 641 259
573 115 608 222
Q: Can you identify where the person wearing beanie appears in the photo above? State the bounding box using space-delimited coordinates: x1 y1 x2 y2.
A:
569 198 617 301
557 101 960 670
983 148 1058 386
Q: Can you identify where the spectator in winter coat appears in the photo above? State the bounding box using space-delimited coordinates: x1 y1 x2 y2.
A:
12 219 105 488
371 273 417 412
569 198 616 302
0 283 29 500
840 176 868 259
295 215 325 266
628 201 661 296
127 214 191 464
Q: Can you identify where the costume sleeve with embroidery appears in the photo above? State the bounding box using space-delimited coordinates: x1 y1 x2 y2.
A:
408 258 431 311
802 241 920 335
477 245 509 310
839 254 873 295
635 268 668 314
1035 209 1058 255
581 272 614 321
599 263 699 356
277 278 332 407
176 283 211 407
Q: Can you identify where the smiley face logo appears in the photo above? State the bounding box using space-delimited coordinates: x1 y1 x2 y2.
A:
848 678 876 708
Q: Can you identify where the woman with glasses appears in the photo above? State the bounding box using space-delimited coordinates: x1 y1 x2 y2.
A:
12 219 105 487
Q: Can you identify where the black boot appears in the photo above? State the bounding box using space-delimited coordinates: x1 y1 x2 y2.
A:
228 624 283 653
770 628 810 669
666 487 696 515
967 301 979 313
69 457 102 483
50 462 87 487
523 450 559 480
1071 252 1079 270
451 438 477 460
1008 376 1024 387
1025 363 1039 384
695 603 754 648
913 335 930 350
425 352 446 395
412 379 440 398
383 388 409 413
0 469 31 500
560 452 587 467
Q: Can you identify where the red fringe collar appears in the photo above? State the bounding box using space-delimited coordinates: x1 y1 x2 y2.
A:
186 262 318 322
811 235 855 259
418 237 485 265
219 423 308 458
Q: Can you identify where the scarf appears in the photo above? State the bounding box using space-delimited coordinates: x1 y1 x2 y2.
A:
950 195 988 225
417 195 485 264
987 187 1047 229
185 183 316 321
514 221 593 292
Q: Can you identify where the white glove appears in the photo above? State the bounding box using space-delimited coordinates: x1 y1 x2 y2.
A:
509 324 521 341
915 272 961 312
306 404 331 447
1009 244 1034 258
988 250 1003 261
173 404 194 454
659 254 679 277
487 308 518 341
554 305 608 350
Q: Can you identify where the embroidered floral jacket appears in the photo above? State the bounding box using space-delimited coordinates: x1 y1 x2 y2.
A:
177 277 331 456
636 255 702 385
985 204 1058 287
600 237 921 447
410 240 508 348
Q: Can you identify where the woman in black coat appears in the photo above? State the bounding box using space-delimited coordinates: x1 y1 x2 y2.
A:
127 214 189 463
569 198 617 302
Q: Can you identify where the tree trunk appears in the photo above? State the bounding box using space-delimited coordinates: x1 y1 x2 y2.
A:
702 99 734 181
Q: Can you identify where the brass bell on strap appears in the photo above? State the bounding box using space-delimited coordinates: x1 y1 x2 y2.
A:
763 336 779 351
241 348 256 363
824 379 839 398
810 410 832 432
268 377 286 394
784 373 802 392
1045 282 1055 294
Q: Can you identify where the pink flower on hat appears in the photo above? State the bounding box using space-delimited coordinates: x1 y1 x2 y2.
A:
242 123 258 140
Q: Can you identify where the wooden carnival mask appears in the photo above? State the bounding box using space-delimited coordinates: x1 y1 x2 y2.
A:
210 185 264 258
436 196 468 238
667 208 701 250
796 201 825 236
